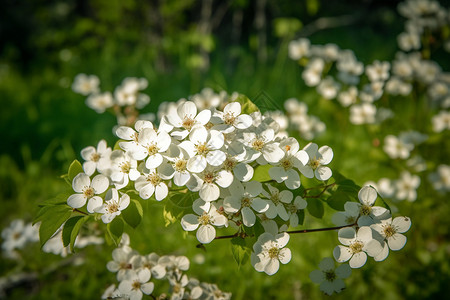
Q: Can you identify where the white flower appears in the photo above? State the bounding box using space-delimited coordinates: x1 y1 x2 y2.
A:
331 202 360 226
261 184 293 221
432 111 450 132
242 127 284 164
181 200 228 244
303 58 325 87
107 246 139 281
210 102 253 133
86 92 114 113
395 171 420 201
130 253 166 279
94 188 130 223
371 216 411 262
116 120 155 152
309 258 351 296
338 86 358 107
356 186 391 226
286 196 307 227
223 181 268 227
135 168 168 201
114 77 149 107
220 142 254 182
165 101 212 139
190 87 226 110
251 232 291 275
80 139 112 176
428 164 450 192
129 127 172 169
72 73 100 95
383 135 414 159
67 173 109 213
181 127 226 173
118 269 154 300
288 38 310 60
109 150 140 190
317 76 340 100
366 60 390 82
186 167 233 202
268 137 309 189
349 103 377 125
333 226 383 268
298 142 333 181
159 146 192 187
1 219 38 253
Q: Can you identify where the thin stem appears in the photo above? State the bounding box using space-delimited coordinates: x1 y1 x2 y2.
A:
303 182 336 198
72 208 88 215
287 222 356 234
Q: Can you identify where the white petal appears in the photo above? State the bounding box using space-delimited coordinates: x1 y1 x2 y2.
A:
279 248 291 264
141 282 154 295
174 171 191 186
264 258 280 275
275 232 290 248
224 102 241 115
318 257 335 271
155 183 168 201
235 114 253 129
349 252 367 268
67 193 87 209
92 175 109 194
178 101 197 119
195 109 212 125
146 154 163 169
215 170 234 188
156 131 171 152
335 263 352 278
315 166 332 181
187 156 207 173
206 150 226 166
358 185 378 206
269 167 287 183
199 183 220 202
87 196 103 213
234 163 253 182
242 207 256 227
196 224 216 244
387 233 407 251
251 198 269 213
285 170 301 189
181 214 200 231
356 226 373 243
73 173 90 193
318 146 333 165
116 126 136 140
189 127 207 144
83 161 96 176
262 144 285 163
338 227 356 246
223 196 241 213
392 216 411 233
309 270 325 284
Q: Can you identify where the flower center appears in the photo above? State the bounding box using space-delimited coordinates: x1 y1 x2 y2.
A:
198 213 211 226
268 247 280 259
270 192 280 205
202 171 216 183
280 158 293 170
308 158 320 170
107 202 119 214
287 203 297 213
345 216 356 224
120 161 131 174
350 241 364 254
147 143 159 156
242 197 252 207
131 280 141 291
119 262 132 270
360 204 372 216
195 142 210 156
83 187 95 198
91 153 101 162
383 224 397 238
285 145 291 152
147 172 162 186
205 121 214 130
252 138 265 151
182 116 196 131
173 283 182 294
324 270 336 281
173 159 187 172
132 132 139 142
223 156 237 171
13 232 21 240
224 112 236 125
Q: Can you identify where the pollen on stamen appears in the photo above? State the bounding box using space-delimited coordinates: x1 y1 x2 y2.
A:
174 159 187 172
147 173 162 186
242 197 252 207
383 225 397 238
91 153 101 162
147 143 159 156
308 158 320 170
120 161 131 174
350 241 364 254
224 112 236 125
83 187 95 198
280 158 293 170
198 213 211 226
325 270 336 281
252 139 265 152
107 202 119 214
195 142 210 156
268 247 280 259
182 116 196 131
360 204 372 216
203 171 216 183
131 280 141 291
223 157 237 171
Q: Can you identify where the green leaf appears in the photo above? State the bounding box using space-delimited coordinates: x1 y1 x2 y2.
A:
122 199 143 228
233 94 259 115
163 191 196 226
107 218 124 246
374 193 392 212
327 191 351 211
68 160 83 182
38 205 73 248
114 139 126 151
37 193 70 208
297 210 305 226
62 216 89 252
230 237 251 268
252 164 273 182
307 198 324 219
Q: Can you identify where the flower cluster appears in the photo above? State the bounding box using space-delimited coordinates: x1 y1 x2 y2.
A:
103 234 231 300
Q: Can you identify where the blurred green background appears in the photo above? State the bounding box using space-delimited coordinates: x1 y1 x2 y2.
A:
1 0 449 299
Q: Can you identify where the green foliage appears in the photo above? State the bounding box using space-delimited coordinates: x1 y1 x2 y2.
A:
252 164 273 182
163 190 196 227
62 215 90 252
230 237 251 268
122 199 143 228
67 159 83 182
106 217 124 245
306 198 324 219
232 94 259 115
